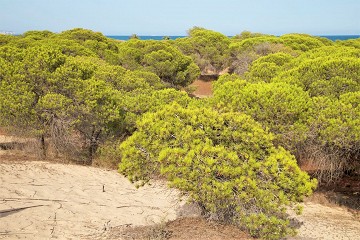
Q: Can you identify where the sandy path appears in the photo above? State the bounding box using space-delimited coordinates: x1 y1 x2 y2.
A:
189 80 213 98
0 161 183 239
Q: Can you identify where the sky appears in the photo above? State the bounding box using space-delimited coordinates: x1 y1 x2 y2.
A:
1 0 359 36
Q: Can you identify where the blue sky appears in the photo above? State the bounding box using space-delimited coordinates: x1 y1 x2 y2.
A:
1 0 359 35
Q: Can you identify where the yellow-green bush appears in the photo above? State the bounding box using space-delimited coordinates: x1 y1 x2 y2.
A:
119 103 317 239
213 78 311 150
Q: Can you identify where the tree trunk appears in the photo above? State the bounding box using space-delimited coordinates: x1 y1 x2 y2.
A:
88 129 102 163
39 134 46 159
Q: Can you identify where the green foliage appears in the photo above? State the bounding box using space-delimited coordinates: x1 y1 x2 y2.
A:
229 33 330 76
304 93 360 182
240 46 360 106
3 30 196 185
0 56 37 130
22 30 55 40
233 31 267 40
275 55 360 98
314 92 360 149
336 38 360 49
58 28 109 43
119 103 316 239
0 45 67 139
0 45 25 64
129 70 165 89
212 73 244 88
279 34 332 52
42 39 97 57
118 40 200 86
229 36 296 76
299 45 360 60
92 64 165 92
175 27 231 74
230 36 283 53
213 77 311 149
95 89 194 167
118 88 193 132
245 52 294 82
50 56 133 158
0 34 17 46
0 47 127 160
236 44 360 182
142 48 199 86
56 28 120 63
3 28 121 65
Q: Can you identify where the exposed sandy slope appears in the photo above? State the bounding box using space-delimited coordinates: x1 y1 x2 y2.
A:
0 160 183 239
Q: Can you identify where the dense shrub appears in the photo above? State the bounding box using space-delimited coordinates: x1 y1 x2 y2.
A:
245 52 294 82
336 38 360 49
229 37 296 76
303 92 360 182
236 43 360 182
118 40 200 86
279 34 332 51
213 77 311 150
266 46 360 98
275 57 360 98
119 103 317 239
175 27 231 75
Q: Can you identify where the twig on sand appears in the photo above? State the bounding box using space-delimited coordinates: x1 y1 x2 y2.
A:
117 205 160 210
2 197 67 202
0 232 34 235
50 212 57 236
0 205 46 215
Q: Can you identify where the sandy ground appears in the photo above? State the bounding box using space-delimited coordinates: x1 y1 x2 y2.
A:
0 160 184 239
289 202 360 240
189 80 213 98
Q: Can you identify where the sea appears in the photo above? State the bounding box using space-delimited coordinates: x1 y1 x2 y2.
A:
320 35 360 41
107 35 360 41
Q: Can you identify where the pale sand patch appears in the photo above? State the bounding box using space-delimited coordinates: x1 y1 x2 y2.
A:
0 161 184 239
289 202 360 240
